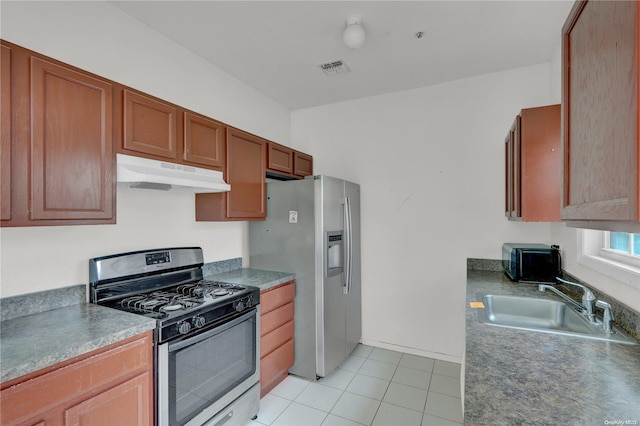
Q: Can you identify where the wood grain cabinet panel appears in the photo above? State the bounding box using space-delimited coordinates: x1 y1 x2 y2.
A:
0 332 153 426
260 281 295 397
504 104 561 222
183 112 225 170
261 282 296 314
261 320 294 358
195 127 266 221
562 0 640 229
260 339 294 398
64 372 151 426
123 89 177 160
29 57 115 221
1 44 11 221
267 143 294 175
1 41 116 227
261 302 294 337
294 151 313 177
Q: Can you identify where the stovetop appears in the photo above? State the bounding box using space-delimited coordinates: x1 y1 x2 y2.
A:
107 280 250 320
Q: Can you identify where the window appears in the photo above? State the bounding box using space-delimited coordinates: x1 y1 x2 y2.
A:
602 232 640 269
579 230 640 289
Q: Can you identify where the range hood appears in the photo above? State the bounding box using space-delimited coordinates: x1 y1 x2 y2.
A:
117 154 230 193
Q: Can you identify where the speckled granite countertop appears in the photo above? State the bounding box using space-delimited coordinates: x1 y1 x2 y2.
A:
0 262 291 385
465 270 640 425
1 303 155 384
205 268 295 292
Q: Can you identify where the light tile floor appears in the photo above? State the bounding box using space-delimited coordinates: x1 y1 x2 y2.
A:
246 345 463 426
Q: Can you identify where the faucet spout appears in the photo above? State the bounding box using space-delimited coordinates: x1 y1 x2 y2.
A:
538 284 585 313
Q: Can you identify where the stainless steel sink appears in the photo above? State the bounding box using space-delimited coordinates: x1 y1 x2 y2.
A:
477 294 637 345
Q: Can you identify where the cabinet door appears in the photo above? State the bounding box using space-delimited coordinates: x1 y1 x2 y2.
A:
504 118 520 219
294 152 313 177
562 0 638 222
183 112 225 170
30 57 114 221
123 89 177 160
1 45 11 221
64 372 152 426
520 105 561 221
226 128 266 219
267 143 294 174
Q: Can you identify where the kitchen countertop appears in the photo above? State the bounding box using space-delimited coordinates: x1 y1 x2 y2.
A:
205 268 295 292
0 266 292 385
465 270 640 425
0 303 155 384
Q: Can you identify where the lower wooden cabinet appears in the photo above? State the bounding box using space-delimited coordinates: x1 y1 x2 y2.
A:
260 281 295 397
0 331 153 426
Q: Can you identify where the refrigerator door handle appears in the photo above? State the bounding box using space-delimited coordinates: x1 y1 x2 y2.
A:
343 196 353 294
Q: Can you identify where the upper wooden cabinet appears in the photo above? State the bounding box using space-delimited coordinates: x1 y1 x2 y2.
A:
294 151 313 177
1 44 12 221
183 112 225 169
561 0 640 230
1 41 116 227
120 90 226 172
505 104 561 222
123 89 178 160
267 142 294 175
266 142 313 179
196 128 266 221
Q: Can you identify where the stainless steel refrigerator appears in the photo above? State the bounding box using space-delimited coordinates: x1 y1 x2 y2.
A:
249 175 361 380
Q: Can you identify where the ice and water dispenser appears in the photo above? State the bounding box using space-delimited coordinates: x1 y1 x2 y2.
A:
326 231 343 277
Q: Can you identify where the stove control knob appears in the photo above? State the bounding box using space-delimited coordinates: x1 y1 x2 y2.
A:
235 300 245 312
245 296 253 308
177 320 191 335
193 316 206 329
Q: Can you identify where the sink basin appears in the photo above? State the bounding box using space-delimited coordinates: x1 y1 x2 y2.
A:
477 294 637 345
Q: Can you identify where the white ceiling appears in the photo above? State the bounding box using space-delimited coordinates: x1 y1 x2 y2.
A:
110 1 575 110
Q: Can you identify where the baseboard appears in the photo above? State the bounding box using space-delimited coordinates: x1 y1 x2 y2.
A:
359 339 462 365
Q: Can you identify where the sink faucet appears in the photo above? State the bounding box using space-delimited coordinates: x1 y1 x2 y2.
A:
595 300 615 333
538 277 597 323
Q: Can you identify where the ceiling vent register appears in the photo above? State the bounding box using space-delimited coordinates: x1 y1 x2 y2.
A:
319 60 351 76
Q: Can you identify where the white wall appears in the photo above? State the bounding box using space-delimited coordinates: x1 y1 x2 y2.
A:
292 64 557 362
0 1 290 297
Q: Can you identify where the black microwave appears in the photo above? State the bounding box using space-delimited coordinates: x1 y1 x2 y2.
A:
502 243 561 283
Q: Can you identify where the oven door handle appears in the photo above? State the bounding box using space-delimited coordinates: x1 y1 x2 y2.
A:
168 308 257 352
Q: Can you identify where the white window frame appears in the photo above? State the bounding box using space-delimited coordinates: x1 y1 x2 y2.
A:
578 229 640 289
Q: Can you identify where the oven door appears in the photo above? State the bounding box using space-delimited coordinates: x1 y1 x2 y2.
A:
158 307 260 426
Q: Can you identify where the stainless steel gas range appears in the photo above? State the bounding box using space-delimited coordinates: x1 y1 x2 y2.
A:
89 247 260 426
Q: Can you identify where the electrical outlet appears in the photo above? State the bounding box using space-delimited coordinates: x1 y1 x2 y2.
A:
289 211 298 223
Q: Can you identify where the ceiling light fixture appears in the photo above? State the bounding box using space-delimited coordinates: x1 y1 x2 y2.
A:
342 16 366 50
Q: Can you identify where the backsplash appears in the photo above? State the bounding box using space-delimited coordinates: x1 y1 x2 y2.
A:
467 258 640 342
202 257 243 275
0 258 244 323
0 284 85 322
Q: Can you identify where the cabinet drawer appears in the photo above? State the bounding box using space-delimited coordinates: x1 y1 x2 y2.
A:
261 302 294 336
260 338 294 396
261 320 294 358
261 282 295 314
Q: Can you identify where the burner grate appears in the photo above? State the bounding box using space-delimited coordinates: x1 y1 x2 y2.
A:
120 291 201 314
